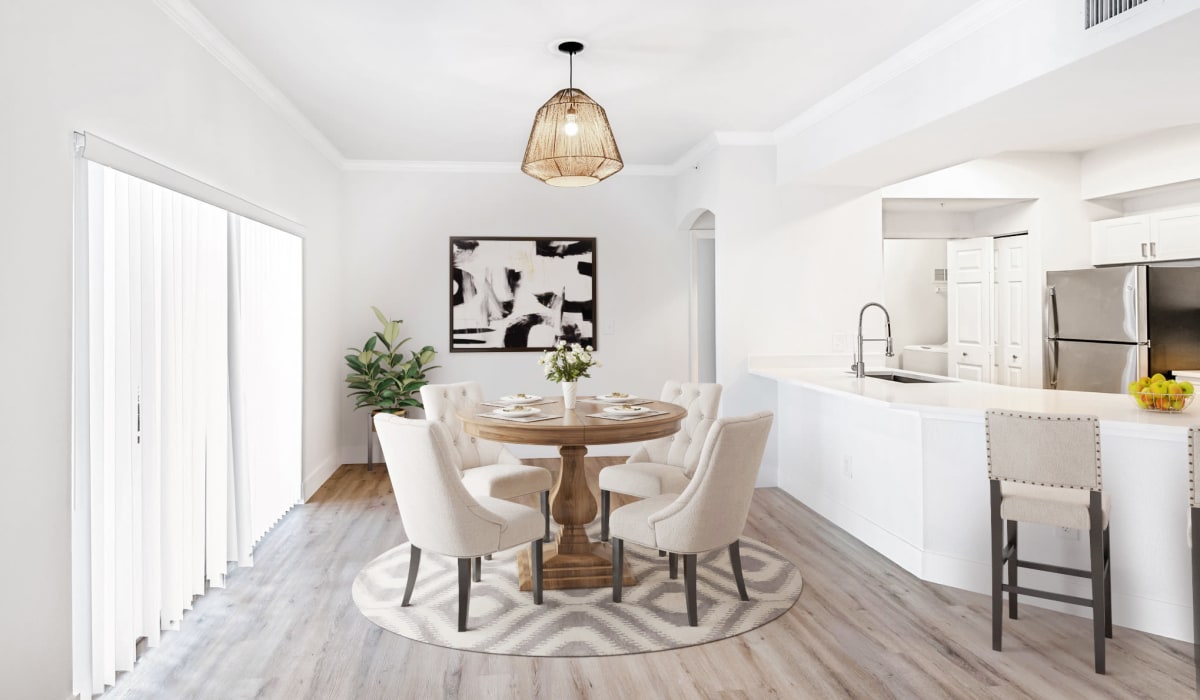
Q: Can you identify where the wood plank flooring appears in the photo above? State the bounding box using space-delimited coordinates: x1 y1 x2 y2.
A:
106 458 1196 699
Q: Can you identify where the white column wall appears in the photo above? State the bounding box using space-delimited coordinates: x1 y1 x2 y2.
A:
0 2 343 697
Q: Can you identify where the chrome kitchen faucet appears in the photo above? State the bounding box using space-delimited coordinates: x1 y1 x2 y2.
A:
851 302 894 378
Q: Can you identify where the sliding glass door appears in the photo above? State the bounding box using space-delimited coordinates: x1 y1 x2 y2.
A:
75 160 302 696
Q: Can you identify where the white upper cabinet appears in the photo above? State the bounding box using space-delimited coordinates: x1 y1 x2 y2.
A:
1149 207 1200 261
1091 215 1150 266
1091 207 1200 266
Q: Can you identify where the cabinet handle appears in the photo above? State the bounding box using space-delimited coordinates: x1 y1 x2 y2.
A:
1150 241 1157 257
1012 355 1018 360
1141 242 1148 258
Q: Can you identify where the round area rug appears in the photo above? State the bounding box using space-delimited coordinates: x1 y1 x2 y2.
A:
352 529 803 657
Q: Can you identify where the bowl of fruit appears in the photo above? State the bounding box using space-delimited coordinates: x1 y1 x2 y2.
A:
1127 374 1195 412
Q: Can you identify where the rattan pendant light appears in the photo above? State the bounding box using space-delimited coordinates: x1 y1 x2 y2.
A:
521 41 623 187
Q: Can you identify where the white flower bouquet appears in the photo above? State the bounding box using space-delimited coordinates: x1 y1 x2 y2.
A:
538 341 598 383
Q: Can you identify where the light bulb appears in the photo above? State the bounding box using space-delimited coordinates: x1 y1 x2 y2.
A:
564 112 579 136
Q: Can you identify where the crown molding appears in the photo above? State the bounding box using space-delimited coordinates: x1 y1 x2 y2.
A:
154 0 344 165
342 160 676 176
774 0 1016 140
668 131 776 172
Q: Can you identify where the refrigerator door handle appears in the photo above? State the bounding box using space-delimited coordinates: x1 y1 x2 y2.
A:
1046 285 1059 339
1047 339 1059 389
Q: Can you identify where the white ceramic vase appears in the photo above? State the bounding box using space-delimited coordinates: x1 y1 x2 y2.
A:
561 381 578 409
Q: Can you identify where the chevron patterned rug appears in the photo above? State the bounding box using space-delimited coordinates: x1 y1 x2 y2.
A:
352 530 803 656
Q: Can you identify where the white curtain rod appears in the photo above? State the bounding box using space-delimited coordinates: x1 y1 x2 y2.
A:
74 131 306 238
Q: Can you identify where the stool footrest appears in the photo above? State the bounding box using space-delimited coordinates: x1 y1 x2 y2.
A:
1015 559 1092 579
1001 583 1093 608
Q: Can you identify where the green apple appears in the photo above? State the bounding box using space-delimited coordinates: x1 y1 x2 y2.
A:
1128 381 1142 395
1181 381 1195 395
1151 373 1167 384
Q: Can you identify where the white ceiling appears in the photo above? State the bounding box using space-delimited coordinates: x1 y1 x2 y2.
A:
188 0 976 163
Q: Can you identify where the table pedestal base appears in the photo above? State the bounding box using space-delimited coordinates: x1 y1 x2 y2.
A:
517 541 636 591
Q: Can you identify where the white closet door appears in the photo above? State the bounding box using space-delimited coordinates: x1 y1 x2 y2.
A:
995 235 1029 387
947 238 994 383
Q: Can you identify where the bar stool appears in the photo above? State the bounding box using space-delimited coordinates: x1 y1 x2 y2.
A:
985 409 1111 674
1190 427 1199 691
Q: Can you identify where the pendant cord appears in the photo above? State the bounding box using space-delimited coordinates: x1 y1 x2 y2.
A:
569 51 574 92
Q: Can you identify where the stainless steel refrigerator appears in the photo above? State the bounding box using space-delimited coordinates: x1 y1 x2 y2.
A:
1045 265 1200 393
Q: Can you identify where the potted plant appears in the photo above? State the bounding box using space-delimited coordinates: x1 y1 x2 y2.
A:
538 340 598 409
345 307 439 420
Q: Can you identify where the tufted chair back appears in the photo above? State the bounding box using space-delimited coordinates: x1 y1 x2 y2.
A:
629 381 722 477
650 411 774 553
421 381 510 470
373 415 508 557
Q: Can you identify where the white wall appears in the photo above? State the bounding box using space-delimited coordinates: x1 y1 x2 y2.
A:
339 170 688 461
1082 123 1200 198
882 239 948 356
0 2 343 697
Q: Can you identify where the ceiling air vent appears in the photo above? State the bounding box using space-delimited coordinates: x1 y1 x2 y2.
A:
1086 0 1149 28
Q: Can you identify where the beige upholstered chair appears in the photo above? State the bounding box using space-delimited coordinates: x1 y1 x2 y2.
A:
1189 428 1199 691
986 409 1111 673
599 381 722 543
374 414 544 631
422 382 554 545
610 411 773 626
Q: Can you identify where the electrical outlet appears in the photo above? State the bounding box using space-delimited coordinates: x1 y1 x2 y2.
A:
833 332 849 353
841 456 853 479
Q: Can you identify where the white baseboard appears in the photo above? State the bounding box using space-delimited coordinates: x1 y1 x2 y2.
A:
302 454 341 501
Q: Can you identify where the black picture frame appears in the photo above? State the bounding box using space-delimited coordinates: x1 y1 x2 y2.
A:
449 236 597 353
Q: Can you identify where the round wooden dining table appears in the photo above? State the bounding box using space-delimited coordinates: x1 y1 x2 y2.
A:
458 396 687 590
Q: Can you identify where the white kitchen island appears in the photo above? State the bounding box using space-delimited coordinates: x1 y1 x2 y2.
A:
752 365 1194 642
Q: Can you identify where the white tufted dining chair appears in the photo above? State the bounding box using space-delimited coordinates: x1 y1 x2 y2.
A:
373 414 544 631
598 381 722 543
421 382 554 553
609 411 773 626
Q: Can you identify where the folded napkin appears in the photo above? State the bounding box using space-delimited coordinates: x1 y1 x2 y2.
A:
587 409 668 421
582 397 653 406
481 399 556 408
478 412 561 423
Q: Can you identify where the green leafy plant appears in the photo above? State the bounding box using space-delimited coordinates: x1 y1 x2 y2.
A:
345 307 439 412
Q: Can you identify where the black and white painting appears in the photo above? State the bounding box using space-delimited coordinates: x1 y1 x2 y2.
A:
450 237 596 352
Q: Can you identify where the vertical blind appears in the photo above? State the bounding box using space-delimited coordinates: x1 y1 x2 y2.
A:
75 161 302 697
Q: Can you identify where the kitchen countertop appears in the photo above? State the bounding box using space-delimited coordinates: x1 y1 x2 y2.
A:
751 367 1198 433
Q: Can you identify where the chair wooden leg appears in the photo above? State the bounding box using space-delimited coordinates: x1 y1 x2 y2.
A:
1191 506 1199 693
1089 491 1106 674
531 539 543 605
473 556 482 583
730 540 750 602
600 490 610 542
401 544 421 607
457 558 472 632
1007 519 1019 620
684 553 698 627
659 550 666 557
669 552 678 580
541 491 553 543
990 480 1003 652
612 538 623 603
1104 525 1113 639
484 554 492 561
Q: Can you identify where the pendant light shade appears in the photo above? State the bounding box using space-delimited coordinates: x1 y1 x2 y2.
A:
521 43 623 187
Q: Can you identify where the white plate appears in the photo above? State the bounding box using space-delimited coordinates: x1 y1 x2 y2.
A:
498 394 541 405
603 405 647 415
493 406 541 417
596 393 637 403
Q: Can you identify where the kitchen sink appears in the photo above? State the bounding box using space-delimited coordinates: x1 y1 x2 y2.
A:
860 371 950 384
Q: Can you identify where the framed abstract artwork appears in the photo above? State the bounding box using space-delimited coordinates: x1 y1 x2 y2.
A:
449 237 597 352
